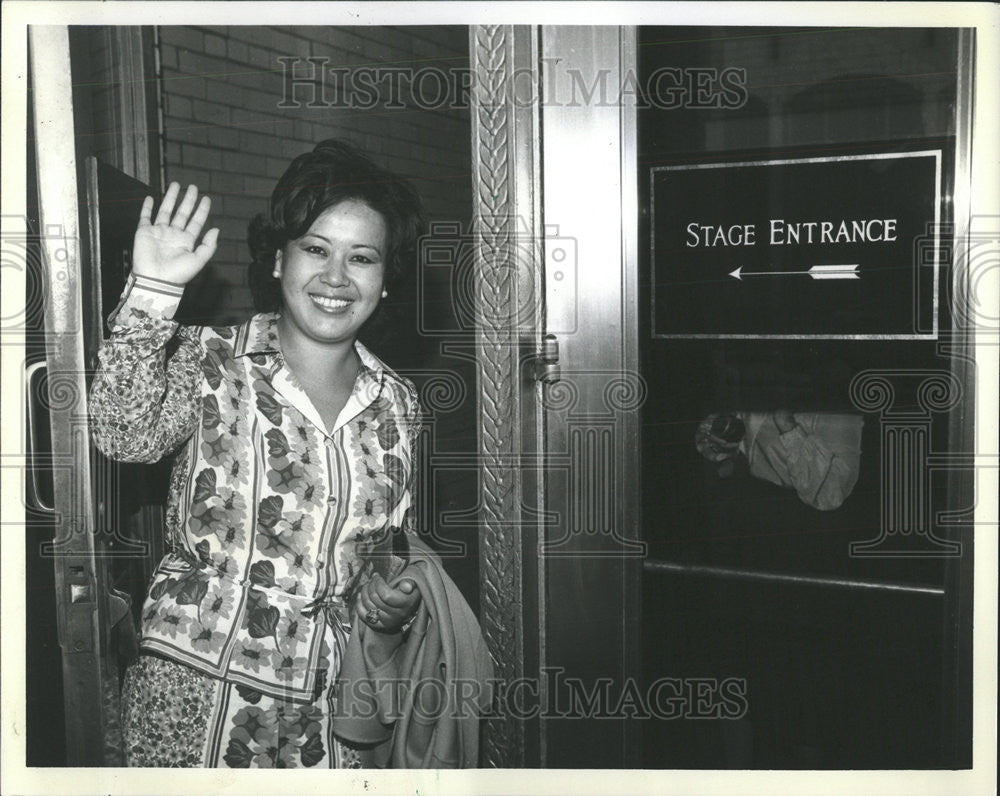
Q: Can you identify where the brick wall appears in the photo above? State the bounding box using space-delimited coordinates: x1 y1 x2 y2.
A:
157 25 472 325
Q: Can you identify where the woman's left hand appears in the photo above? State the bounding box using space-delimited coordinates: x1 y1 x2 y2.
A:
356 573 421 633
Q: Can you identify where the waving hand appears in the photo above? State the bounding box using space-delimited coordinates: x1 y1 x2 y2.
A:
132 182 219 285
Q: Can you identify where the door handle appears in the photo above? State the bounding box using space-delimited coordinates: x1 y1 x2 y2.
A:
25 360 55 514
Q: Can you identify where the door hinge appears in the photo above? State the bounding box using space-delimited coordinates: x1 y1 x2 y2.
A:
534 334 560 384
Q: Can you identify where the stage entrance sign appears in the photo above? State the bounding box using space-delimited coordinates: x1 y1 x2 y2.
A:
649 150 942 339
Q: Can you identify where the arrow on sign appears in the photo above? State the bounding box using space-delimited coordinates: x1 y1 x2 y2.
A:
729 264 860 280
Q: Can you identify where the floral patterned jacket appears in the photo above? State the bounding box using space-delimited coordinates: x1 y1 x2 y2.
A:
89 273 421 703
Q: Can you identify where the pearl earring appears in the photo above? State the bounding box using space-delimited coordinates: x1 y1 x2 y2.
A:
381 289 388 299
272 269 280 279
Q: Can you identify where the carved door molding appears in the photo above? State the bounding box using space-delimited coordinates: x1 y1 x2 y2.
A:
468 25 544 768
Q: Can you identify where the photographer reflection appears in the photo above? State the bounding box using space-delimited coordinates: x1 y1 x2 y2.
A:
696 411 863 511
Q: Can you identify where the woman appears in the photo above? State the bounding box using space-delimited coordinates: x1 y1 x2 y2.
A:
90 139 427 768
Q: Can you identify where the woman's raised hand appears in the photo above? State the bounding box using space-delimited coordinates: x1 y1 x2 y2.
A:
132 183 219 285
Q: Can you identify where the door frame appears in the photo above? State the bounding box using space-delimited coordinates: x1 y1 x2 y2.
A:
28 25 108 765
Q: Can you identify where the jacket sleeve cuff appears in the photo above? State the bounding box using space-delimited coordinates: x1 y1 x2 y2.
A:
108 272 185 326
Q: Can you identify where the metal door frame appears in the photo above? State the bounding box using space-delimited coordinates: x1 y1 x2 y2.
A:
28 25 108 764
941 26 977 768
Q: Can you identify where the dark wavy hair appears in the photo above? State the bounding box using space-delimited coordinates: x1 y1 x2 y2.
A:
247 138 425 313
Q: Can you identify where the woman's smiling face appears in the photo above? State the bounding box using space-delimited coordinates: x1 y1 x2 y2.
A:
275 199 387 348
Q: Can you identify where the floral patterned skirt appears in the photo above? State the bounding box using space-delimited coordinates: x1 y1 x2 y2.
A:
121 654 372 768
